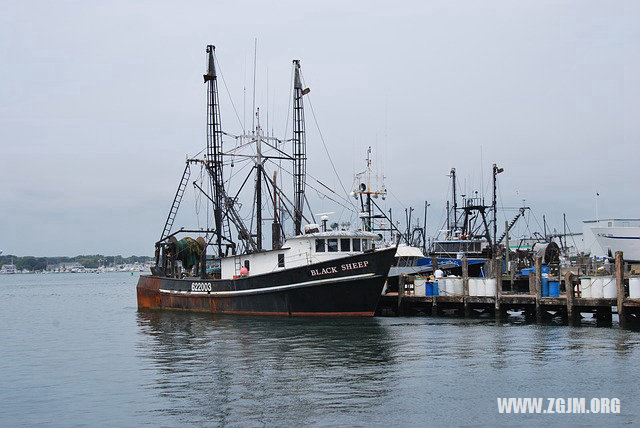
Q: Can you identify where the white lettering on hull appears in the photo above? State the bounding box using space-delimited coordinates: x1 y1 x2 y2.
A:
191 282 212 292
310 260 369 277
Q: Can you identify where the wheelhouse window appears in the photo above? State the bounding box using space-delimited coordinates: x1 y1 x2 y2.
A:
363 239 370 251
340 238 351 252
278 254 285 268
327 239 338 252
315 239 326 252
352 238 361 252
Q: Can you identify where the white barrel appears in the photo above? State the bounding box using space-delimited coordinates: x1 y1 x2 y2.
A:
414 277 426 296
440 278 450 296
478 279 487 296
452 277 464 296
484 278 497 297
630 278 640 299
446 277 456 296
580 277 592 298
602 276 617 299
468 278 478 296
591 277 604 299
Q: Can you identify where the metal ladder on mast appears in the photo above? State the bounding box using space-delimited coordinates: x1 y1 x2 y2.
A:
160 163 191 241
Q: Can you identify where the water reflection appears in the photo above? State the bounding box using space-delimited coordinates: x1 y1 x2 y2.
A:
136 312 396 426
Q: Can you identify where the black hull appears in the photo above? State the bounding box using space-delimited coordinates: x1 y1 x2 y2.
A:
137 247 396 316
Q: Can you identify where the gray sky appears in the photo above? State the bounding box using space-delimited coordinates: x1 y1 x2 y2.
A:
1 0 638 256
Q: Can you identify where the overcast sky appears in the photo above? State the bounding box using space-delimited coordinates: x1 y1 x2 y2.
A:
1 0 638 256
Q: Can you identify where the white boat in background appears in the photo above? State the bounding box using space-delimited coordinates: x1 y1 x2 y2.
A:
387 244 429 277
0 264 18 274
582 219 640 262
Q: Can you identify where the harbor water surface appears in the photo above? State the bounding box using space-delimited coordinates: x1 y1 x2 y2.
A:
1 273 639 426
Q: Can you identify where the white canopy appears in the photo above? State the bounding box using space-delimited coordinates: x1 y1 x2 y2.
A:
395 244 424 258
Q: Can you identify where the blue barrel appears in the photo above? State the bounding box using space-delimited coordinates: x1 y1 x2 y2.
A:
426 282 433 296
548 280 560 297
542 278 549 297
433 281 439 296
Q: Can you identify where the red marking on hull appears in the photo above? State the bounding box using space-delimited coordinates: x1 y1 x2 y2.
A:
137 307 374 317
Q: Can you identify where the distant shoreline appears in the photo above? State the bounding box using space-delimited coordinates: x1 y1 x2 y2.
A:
0 254 153 274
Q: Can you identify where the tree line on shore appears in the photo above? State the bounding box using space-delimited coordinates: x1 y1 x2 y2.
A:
0 254 152 271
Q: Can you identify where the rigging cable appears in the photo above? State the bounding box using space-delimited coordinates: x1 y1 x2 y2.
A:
265 159 355 212
213 51 245 134
300 72 358 213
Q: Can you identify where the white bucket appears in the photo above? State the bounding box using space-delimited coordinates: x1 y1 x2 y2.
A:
440 278 450 296
630 277 640 299
453 277 464 296
591 277 604 299
485 278 497 297
414 277 426 297
468 278 478 296
580 277 592 298
602 276 617 299
476 279 486 297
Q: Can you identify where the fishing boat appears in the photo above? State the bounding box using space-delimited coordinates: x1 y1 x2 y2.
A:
136 45 396 316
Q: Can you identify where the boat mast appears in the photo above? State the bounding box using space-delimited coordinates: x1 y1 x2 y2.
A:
492 163 504 253
272 170 282 249
446 200 450 235
352 147 394 237
366 147 372 231
292 60 307 235
202 45 257 255
204 45 226 255
255 110 263 250
450 168 457 235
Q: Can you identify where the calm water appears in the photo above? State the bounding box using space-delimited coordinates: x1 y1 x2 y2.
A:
1 273 639 427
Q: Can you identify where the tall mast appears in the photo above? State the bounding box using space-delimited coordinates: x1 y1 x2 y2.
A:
292 60 307 235
446 200 450 234
450 168 457 233
272 170 282 250
255 110 263 250
492 163 504 253
365 147 372 231
204 45 225 255
352 147 390 236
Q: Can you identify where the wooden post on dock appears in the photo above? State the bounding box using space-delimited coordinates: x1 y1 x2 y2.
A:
504 220 512 287
615 251 626 327
565 271 576 325
431 256 439 317
495 256 502 319
398 274 405 316
462 257 470 317
534 255 543 323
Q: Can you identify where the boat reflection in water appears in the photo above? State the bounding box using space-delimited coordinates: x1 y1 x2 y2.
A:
136 311 396 426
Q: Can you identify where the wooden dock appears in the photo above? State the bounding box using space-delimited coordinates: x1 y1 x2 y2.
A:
377 252 640 327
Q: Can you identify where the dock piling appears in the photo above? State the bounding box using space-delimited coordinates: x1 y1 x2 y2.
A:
565 271 577 325
615 251 626 327
495 256 502 320
462 257 470 318
397 274 405 316
534 255 543 322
